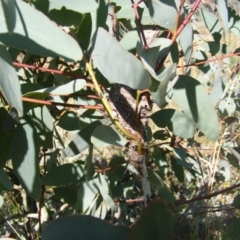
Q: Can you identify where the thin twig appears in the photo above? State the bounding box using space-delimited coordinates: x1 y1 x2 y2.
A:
175 182 240 206
21 96 104 109
131 0 148 49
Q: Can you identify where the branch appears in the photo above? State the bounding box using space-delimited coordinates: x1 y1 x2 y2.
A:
131 0 148 49
21 96 104 110
175 182 240 206
13 62 86 79
177 52 240 68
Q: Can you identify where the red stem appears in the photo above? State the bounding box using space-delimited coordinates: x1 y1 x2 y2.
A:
13 62 85 79
22 96 103 110
131 0 148 49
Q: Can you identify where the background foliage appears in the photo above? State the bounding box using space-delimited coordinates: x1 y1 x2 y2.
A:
0 0 240 239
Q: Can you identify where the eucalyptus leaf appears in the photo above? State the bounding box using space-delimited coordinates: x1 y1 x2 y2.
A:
35 79 86 95
11 117 41 199
146 0 184 31
218 0 228 35
0 169 13 190
28 106 53 148
2 0 16 34
0 0 83 61
41 163 84 186
0 45 23 116
63 120 105 157
49 0 99 13
92 27 151 89
172 75 219 141
42 215 130 240
129 199 174 240
91 125 128 148
151 109 195 138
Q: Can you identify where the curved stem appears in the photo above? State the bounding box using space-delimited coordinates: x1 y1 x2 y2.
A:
85 60 141 142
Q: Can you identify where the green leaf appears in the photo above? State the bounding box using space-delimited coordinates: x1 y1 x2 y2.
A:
150 38 172 63
35 79 86 95
91 125 128 148
147 168 175 202
0 0 83 62
0 45 23 116
146 0 183 31
150 109 195 138
171 156 184 182
150 65 176 108
92 27 151 89
199 10 222 35
54 187 77 206
129 199 174 240
42 215 130 240
23 92 49 113
138 44 161 80
28 106 53 148
84 145 95 182
120 30 140 51
11 117 41 199
96 174 117 212
49 0 99 13
76 179 99 213
57 111 80 132
41 163 84 186
218 0 228 35
2 0 16 34
0 169 13 190
210 74 227 107
173 148 193 168
172 75 219 140
179 23 192 63
63 120 105 157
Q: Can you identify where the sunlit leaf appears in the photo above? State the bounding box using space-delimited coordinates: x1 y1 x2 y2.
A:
151 109 195 138
0 45 23 116
218 0 228 34
146 0 184 31
63 120 105 157
92 27 151 89
179 23 192 64
35 79 86 95
0 0 83 61
150 65 176 108
76 179 99 213
172 75 219 140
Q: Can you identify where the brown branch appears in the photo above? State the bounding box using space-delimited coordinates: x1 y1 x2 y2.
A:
172 0 201 42
131 0 148 49
177 52 240 68
22 96 104 110
13 62 85 79
174 182 240 206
